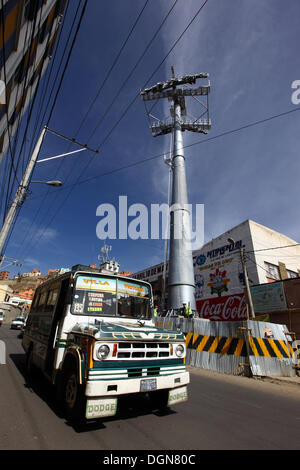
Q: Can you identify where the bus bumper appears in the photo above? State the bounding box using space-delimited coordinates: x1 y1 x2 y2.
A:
85 371 189 398
84 371 189 419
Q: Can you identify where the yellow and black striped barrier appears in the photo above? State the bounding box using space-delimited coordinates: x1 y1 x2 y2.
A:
248 336 294 359
185 332 294 359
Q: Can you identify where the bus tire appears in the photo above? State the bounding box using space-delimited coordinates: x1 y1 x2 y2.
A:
62 367 85 422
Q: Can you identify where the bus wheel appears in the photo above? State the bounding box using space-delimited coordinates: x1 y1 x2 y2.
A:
62 369 85 422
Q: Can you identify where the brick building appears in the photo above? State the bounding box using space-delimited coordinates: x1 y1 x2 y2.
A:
13 287 35 301
0 270 9 280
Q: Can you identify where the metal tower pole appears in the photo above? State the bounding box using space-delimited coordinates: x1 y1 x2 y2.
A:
168 99 196 313
140 70 211 315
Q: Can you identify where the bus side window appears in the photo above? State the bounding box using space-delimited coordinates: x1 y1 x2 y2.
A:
28 290 46 335
37 290 47 313
44 289 59 313
30 292 40 313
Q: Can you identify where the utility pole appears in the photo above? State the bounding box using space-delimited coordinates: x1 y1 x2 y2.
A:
228 238 255 319
240 247 255 319
141 69 211 314
0 126 98 265
0 126 47 263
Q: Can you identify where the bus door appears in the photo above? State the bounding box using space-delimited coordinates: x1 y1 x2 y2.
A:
44 278 70 376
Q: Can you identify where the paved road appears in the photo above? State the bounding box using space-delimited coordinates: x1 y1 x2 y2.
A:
1 324 300 451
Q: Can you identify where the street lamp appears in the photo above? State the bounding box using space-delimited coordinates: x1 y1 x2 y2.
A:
228 237 255 319
0 177 63 265
31 180 63 187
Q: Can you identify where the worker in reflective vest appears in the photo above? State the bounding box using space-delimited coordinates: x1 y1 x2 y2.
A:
153 305 159 318
182 303 193 318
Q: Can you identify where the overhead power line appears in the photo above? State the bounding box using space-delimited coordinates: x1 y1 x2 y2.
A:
0 0 21 189
29 104 300 192
25 0 72 165
87 0 179 142
246 243 300 253
4 3 48 218
243 253 278 281
19 0 149 242
15 0 84 229
19 100 300 259
14 0 146 258
46 0 88 126
0 9 33 221
32 0 180 205
4 1 88 257
75 0 150 139
95 0 210 151
19 0 211 259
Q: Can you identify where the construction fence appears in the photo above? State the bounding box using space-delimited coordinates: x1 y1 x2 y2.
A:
155 317 298 377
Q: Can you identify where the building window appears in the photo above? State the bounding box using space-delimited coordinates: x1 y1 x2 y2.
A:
24 0 44 22
264 262 280 281
54 0 66 17
287 269 298 279
0 0 22 69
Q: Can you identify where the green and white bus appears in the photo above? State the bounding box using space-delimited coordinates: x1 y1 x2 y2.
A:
22 264 189 421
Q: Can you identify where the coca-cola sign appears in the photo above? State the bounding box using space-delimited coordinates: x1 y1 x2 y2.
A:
197 293 247 321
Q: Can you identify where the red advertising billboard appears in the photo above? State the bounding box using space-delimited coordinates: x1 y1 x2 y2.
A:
196 293 247 321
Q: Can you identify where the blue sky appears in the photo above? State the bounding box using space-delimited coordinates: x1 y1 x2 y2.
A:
3 0 300 277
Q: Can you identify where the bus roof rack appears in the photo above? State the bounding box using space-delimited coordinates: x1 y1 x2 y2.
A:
71 264 100 274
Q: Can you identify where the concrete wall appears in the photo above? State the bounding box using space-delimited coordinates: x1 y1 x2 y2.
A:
0 284 13 302
0 303 22 324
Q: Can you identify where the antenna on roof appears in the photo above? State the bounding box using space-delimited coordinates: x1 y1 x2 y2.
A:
98 243 119 274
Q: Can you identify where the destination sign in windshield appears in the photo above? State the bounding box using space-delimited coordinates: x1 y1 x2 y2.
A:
72 276 150 317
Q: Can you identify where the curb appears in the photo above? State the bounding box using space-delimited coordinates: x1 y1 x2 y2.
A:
253 375 300 387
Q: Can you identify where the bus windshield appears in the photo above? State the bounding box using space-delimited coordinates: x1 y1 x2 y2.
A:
71 275 151 320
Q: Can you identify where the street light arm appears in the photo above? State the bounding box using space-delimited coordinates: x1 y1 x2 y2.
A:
31 180 63 187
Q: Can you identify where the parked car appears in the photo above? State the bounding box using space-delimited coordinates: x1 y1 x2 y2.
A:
10 317 25 330
18 316 28 338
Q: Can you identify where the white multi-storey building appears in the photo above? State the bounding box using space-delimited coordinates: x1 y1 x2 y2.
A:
134 220 300 321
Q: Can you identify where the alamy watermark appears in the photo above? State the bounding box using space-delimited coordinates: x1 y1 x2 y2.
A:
96 196 204 246
291 80 300 105
0 340 6 365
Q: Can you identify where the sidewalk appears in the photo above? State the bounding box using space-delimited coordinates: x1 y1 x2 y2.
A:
255 373 300 387
188 364 300 387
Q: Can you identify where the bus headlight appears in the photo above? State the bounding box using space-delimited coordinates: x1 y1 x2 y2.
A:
175 344 185 358
96 344 110 360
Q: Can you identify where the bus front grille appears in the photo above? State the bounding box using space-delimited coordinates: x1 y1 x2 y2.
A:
127 367 161 378
117 342 170 359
